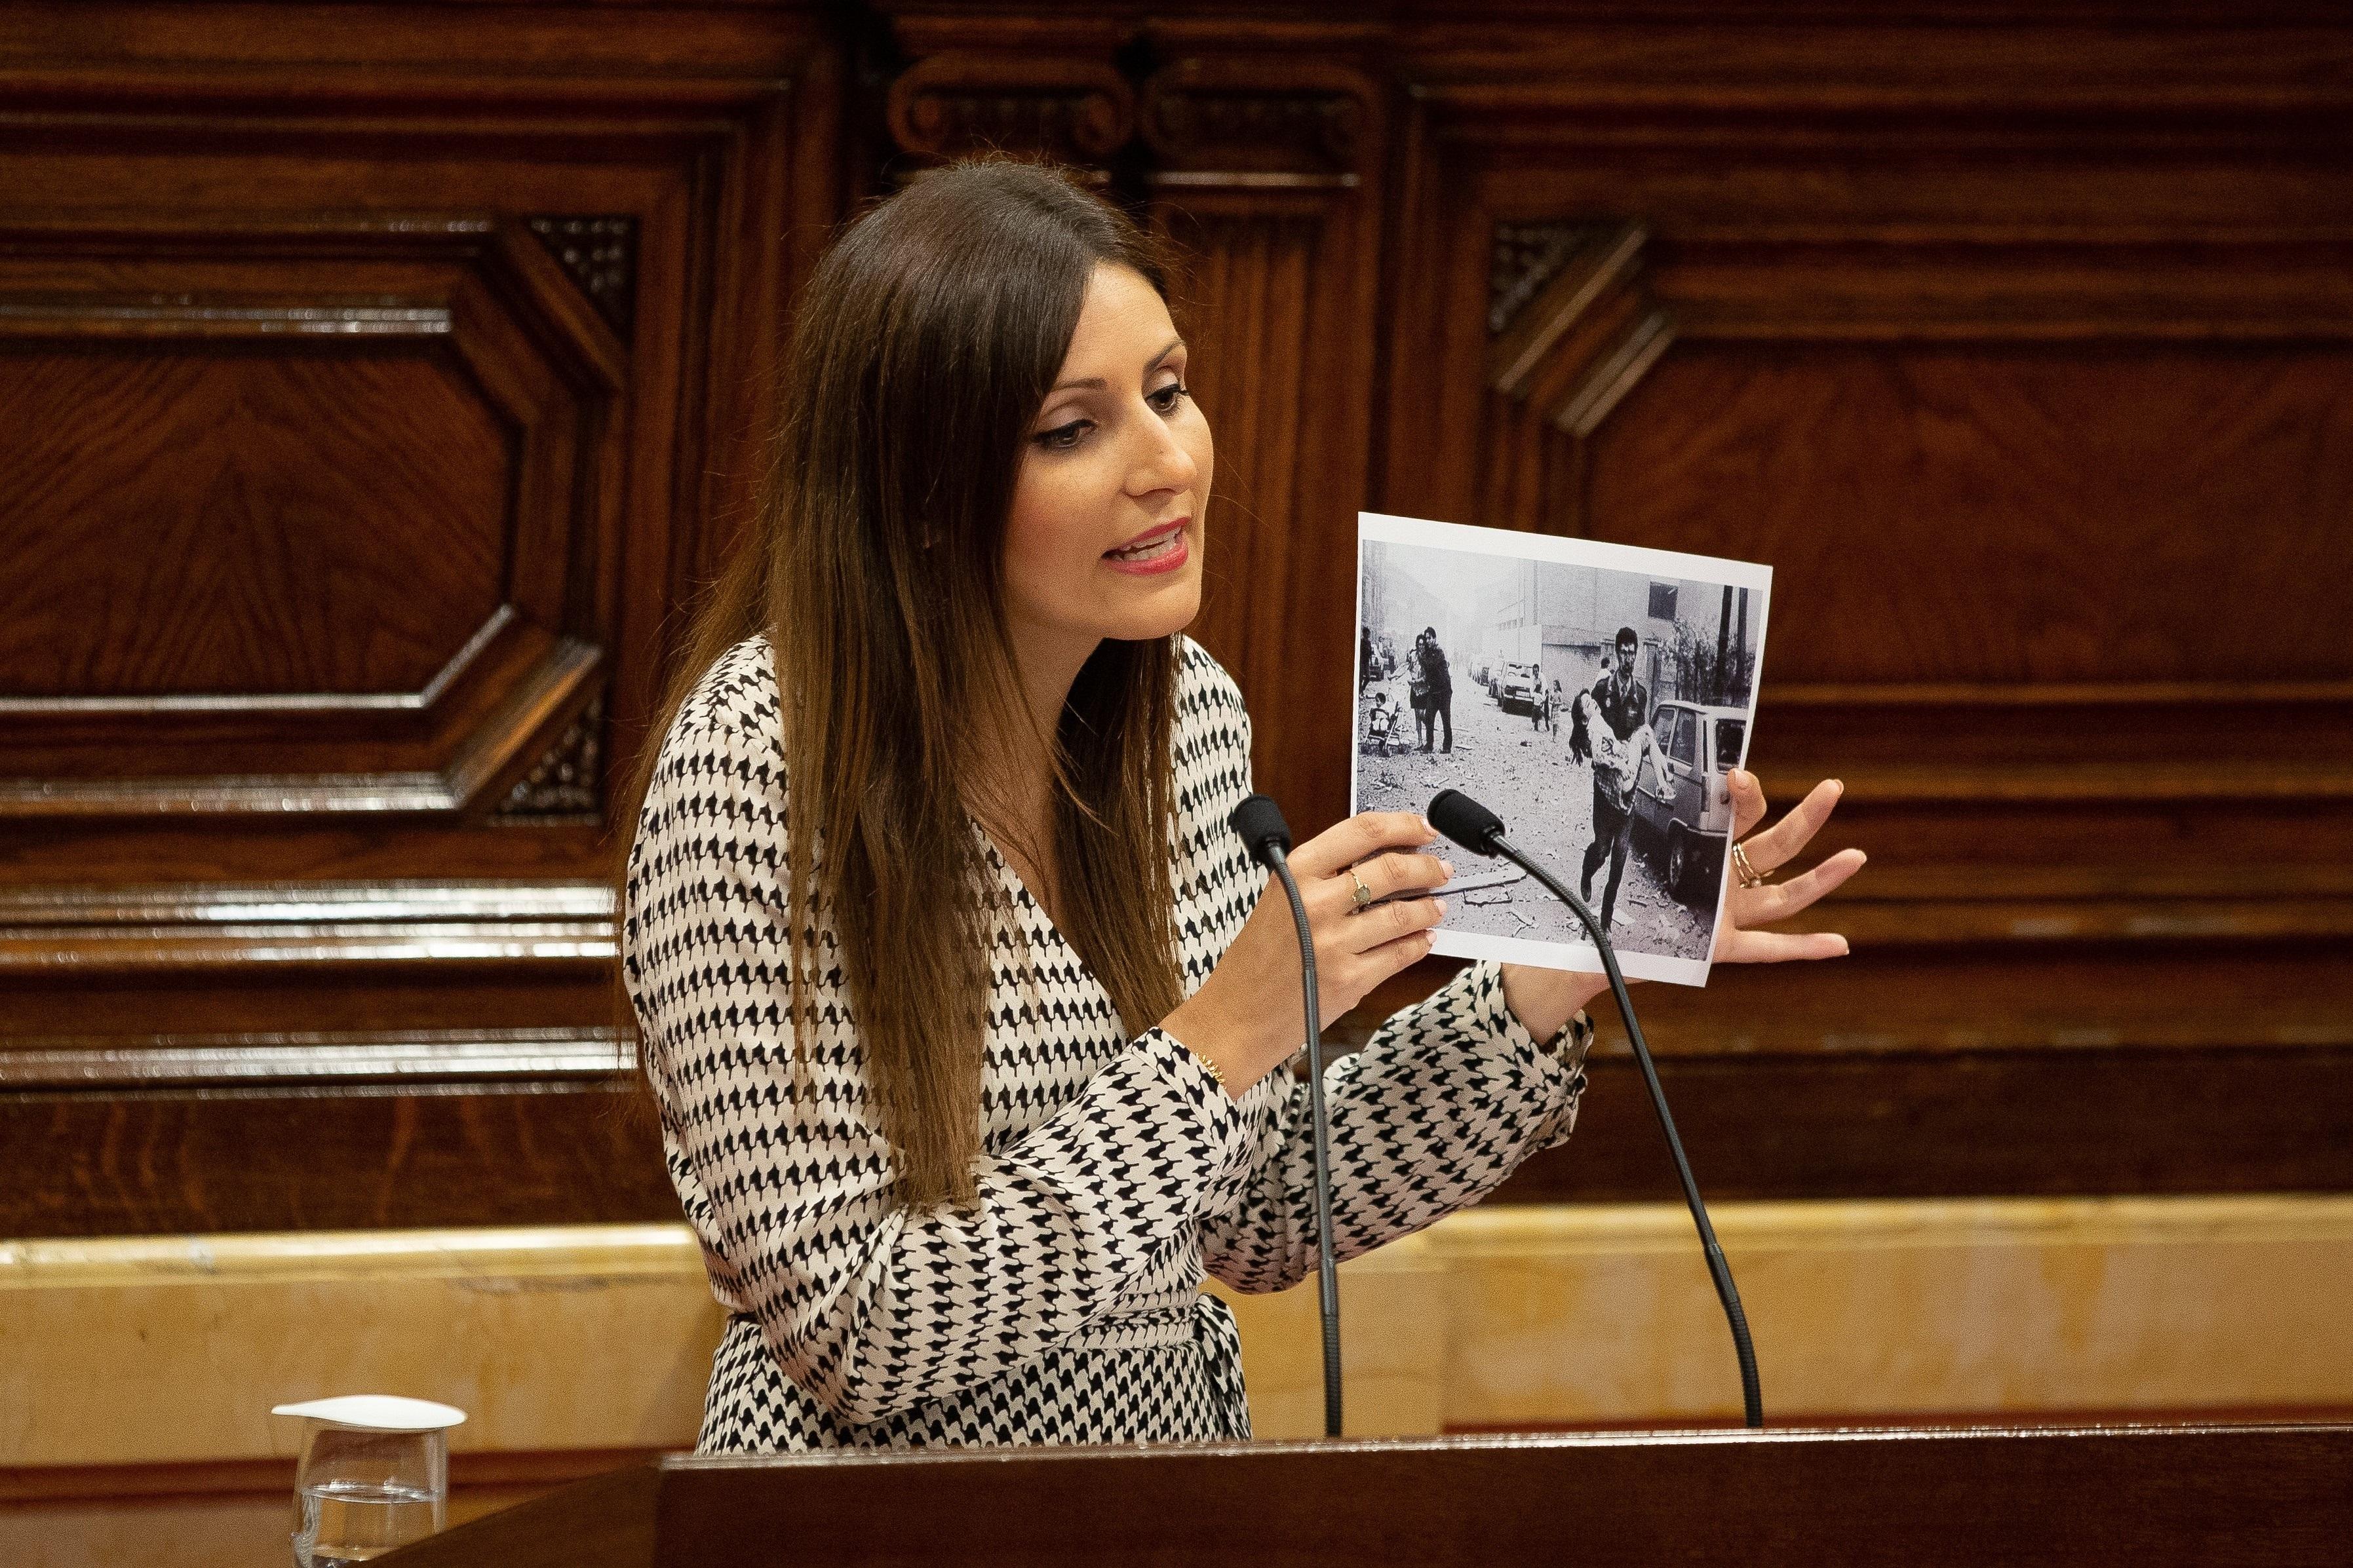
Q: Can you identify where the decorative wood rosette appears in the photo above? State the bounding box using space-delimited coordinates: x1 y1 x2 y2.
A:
885 54 1138 169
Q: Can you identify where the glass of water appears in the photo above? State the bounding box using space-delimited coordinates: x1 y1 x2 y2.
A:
273 1396 465 1567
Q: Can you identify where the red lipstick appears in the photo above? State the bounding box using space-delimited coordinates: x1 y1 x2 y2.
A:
1103 518 1191 576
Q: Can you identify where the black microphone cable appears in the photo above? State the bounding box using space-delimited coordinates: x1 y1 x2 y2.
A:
1228 793 1344 1438
1426 788 1763 1430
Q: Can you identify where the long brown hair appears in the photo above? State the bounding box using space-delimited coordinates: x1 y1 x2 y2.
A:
621 161 1186 1208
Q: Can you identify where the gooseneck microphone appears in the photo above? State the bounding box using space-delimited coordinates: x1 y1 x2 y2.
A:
1227 793 1344 1439
1426 788 1764 1429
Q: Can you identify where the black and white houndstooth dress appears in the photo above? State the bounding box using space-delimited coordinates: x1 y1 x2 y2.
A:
623 634 1594 1452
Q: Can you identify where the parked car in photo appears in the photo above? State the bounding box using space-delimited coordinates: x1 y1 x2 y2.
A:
1495 661 1544 714
1629 699 1746 902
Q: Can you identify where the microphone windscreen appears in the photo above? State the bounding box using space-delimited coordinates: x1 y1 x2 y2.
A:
1427 789 1506 853
1228 794 1293 864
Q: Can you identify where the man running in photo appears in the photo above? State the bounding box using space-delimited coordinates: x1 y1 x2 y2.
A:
1571 626 1652 930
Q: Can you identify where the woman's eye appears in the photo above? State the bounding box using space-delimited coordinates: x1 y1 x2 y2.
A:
1034 418 1093 451
1148 383 1190 413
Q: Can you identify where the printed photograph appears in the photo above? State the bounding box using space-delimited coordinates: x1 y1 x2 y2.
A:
1352 514 1773 987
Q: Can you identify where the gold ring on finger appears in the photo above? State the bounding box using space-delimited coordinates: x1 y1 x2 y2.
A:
1730 840 1768 889
1349 866 1374 911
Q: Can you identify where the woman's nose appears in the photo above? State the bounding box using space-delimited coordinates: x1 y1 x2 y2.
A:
1128 408 1199 497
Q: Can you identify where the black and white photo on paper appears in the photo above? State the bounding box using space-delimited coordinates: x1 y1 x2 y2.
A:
1351 513 1772 987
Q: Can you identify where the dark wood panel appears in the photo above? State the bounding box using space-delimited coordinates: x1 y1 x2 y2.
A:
0 822 614 885
0 2 832 833
0 877 623 1079
653 1426 2353 1568
1333 938 2353 1202
1585 343 2353 687
0 969 618 1042
1345 938 2353 1058
393 1426 2353 1568
1169 209 1324 685
7 938 2344 1234
1497 1042 2353 1204
0 214 623 811
1395 12 2353 138
0 1082 671 1238
0 345 509 699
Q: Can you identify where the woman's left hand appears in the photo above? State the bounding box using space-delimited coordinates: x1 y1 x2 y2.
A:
1500 768 1865 1040
1715 770 1865 964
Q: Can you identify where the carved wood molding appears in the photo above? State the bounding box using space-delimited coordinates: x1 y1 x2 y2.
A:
0 297 450 340
0 639 604 817
0 2 826 1242
0 878 613 925
1490 220 1599 335
496 692 607 821
0 915 613 971
0 1028 632 1090
1138 59 1372 186
0 1086 672 1238
1486 218 1673 434
1470 215 1674 547
0 212 621 818
878 43 1382 192
0 877 624 1092
525 216 639 336
885 52 1137 166
0 877 617 972
1143 88 1363 177
1399 12 2353 154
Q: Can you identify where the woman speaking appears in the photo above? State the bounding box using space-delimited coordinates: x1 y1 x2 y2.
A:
621 161 1863 1452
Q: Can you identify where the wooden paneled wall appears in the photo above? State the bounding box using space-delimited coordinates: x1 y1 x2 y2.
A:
1352 7 2353 1204
2 1 2348 1236
0 1 838 1233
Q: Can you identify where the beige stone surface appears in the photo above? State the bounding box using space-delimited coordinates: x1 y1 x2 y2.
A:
7 1196 2351 1568
0 1227 723 1468
1206 1231 1449 1439
1428 1196 2353 1425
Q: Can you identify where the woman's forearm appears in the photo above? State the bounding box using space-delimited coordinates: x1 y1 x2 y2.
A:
1501 963 1612 1044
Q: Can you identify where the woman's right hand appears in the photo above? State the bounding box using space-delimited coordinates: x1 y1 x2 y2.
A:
1163 811 1452 1095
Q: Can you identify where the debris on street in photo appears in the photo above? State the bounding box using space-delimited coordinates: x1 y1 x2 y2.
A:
1358 681 1717 960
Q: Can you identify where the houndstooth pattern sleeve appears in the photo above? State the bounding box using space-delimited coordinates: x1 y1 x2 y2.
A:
1176 659 1595 1295
625 641 1260 1429
1196 961 1592 1293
